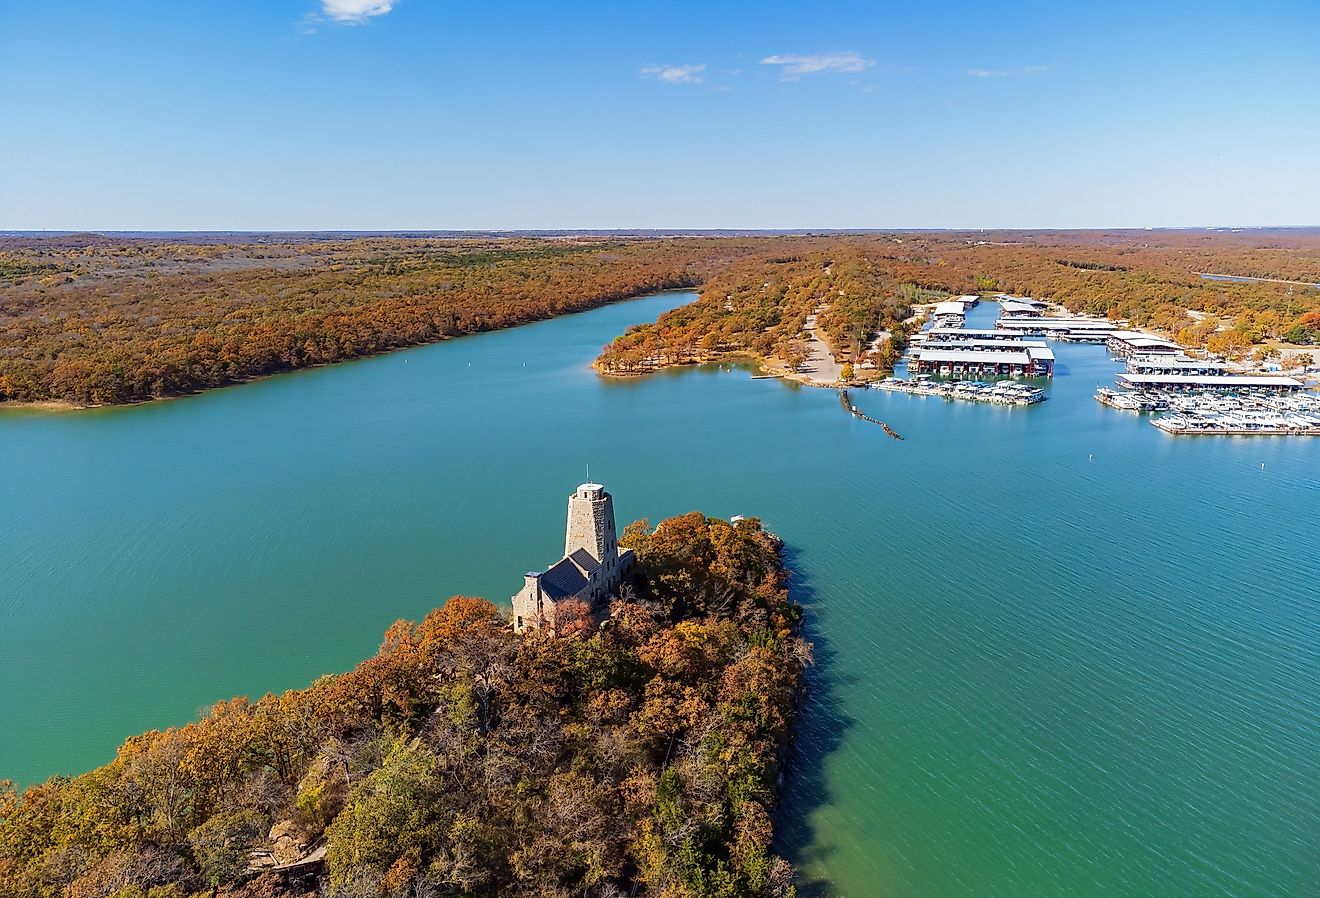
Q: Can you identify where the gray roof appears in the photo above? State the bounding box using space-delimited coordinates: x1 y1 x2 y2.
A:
925 338 1048 351
1129 357 1226 370
1117 373 1303 388
998 318 1117 330
998 300 1041 315
568 548 601 574
913 349 1032 364
926 328 1006 339
539 557 588 600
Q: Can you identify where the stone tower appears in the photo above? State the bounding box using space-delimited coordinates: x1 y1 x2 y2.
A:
565 482 618 567
511 482 634 634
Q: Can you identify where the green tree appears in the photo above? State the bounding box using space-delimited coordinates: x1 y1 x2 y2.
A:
187 810 263 887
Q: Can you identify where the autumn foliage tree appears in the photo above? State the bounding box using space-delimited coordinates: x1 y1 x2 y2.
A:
0 515 807 898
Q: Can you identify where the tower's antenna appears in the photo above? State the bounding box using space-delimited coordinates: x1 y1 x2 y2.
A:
586 462 590 484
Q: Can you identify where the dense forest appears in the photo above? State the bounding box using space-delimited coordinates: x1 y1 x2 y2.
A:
0 236 749 405
593 241 923 376
0 513 810 898
3 230 1320 405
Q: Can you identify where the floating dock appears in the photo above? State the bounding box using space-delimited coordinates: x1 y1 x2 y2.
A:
1097 383 1320 436
1094 388 1167 412
908 345 1055 378
873 378 1046 406
1152 414 1320 436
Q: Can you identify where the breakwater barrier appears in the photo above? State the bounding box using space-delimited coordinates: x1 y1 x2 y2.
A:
839 389 904 439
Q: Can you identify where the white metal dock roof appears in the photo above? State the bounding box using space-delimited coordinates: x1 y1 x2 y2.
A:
997 318 1117 330
913 349 1033 364
926 327 1011 339
926 338 1049 352
1116 373 1303 388
1109 333 1180 347
1129 357 1227 370
998 300 1041 316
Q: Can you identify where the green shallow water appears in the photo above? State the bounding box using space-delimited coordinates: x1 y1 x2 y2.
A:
2 293 1317 897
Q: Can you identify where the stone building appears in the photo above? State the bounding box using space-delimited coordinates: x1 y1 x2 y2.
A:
512 482 633 633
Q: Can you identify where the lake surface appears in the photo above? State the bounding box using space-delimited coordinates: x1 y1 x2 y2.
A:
3 294 1317 898
1200 272 1320 288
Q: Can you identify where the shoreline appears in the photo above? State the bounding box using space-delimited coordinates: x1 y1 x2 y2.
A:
2 286 703 414
594 352 869 389
595 306 874 388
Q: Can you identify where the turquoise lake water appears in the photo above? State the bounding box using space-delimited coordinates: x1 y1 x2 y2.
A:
2 293 1317 897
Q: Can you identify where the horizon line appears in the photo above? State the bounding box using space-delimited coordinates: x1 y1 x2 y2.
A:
5 225 1320 237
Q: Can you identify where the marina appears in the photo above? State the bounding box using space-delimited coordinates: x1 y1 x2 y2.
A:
909 295 1320 438
1104 390 1320 434
1098 357 1318 435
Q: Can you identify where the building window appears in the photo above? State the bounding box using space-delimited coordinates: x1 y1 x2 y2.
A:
516 616 523 629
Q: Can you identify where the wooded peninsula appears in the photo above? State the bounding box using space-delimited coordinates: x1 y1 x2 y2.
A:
2 230 1319 406
0 513 809 898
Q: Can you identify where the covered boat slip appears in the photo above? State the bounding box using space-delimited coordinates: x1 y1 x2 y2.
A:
996 317 1119 336
1106 331 1182 356
924 327 1018 342
932 301 968 325
993 293 1048 309
1116 373 1304 393
919 337 1051 353
1127 355 1228 376
909 346 1054 378
997 299 1043 317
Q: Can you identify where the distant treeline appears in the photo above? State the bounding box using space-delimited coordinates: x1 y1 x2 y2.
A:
4 230 1320 405
0 513 809 898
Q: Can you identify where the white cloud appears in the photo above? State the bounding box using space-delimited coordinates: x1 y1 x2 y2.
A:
760 52 873 80
968 65 1049 78
640 64 707 85
321 0 395 22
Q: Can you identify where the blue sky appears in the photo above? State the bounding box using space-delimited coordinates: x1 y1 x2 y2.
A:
2 0 1317 229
